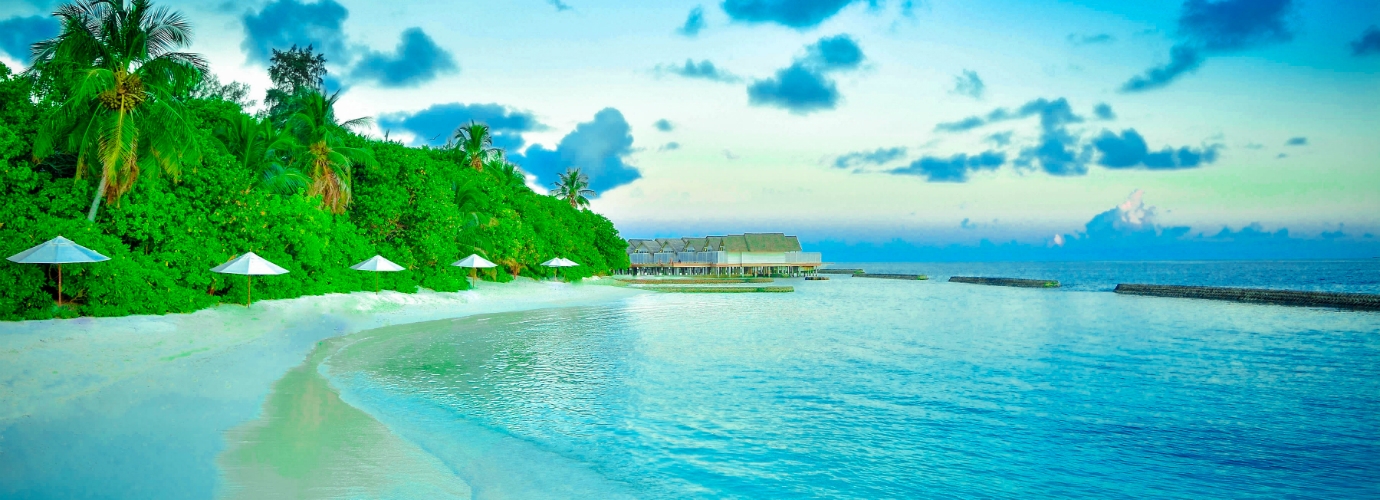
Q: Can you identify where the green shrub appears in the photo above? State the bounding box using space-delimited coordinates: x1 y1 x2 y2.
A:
0 64 626 320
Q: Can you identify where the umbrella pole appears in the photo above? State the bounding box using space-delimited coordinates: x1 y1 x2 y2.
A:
376 273 380 293
247 275 252 307
56 263 62 306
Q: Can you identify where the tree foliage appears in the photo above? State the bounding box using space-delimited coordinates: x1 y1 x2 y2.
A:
264 44 325 121
282 90 376 214
450 121 498 172
553 167 595 209
0 2 628 321
29 0 207 222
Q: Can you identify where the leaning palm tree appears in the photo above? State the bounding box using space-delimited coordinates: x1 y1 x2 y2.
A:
31 0 208 222
214 114 306 195
451 121 498 171
552 167 594 209
281 90 377 214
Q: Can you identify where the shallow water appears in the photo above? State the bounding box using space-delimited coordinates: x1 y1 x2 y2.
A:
318 261 1380 499
843 260 1380 293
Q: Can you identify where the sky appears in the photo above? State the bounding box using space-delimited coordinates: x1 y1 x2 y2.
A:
2 0 1378 260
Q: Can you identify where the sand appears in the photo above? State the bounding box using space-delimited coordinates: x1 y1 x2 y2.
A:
0 278 642 499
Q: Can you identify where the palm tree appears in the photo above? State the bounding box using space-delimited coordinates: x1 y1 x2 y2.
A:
484 154 526 190
552 167 594 209
451 121 498 171
214 114 305 195
30 0 207 222
452 177 486 229
281 90 377 214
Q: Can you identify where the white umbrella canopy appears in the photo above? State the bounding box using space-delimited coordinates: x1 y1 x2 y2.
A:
7 236 110 264
211 252 289 276
7 235 109 306
452 254 497 268
351 255 405 272
540 257 580 282
453 254 498 283
211 252 288 306
351 255 405 292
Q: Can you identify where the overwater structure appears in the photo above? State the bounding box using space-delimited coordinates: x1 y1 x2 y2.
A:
625 233 822 276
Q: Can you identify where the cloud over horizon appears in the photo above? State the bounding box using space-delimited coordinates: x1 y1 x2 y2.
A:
661 59 740 83
892 97 1230 180
833 146 907 169
0 16 59 63
721 0 859 29
889 151 1006 182
950 70 984 99
1094 103 1116 120
1068 33 1114 45
1092 129 1220 170
378 102 544 151
808 190 1377 262
350 28 457 87
1351 26 1380 56
242 0 351 66
1122 0 1296 92
513 108 641 194
748 34 865 114
679 6 707 36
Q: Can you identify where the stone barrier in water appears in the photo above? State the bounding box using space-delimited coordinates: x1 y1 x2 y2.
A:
949 276 1060 288
1113 284 1380 311
624 278 773 284
819 269 864 274
855 273 928 280
638 286 794 293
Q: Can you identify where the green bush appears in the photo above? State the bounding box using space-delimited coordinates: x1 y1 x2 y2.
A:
0 64 627 321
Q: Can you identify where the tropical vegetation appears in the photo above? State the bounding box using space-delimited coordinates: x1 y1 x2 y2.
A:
0 0 628 321
553 168 595 209
30 0 207 222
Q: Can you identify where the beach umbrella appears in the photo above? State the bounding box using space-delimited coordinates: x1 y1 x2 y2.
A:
452 254 497 282
350 255 405 292
211 252 288 306
6 235 109 306
540 257 579 281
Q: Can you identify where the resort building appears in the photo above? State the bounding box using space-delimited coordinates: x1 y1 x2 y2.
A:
625 233 823 276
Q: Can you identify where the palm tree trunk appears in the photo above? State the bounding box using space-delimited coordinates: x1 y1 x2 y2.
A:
85 174 109 222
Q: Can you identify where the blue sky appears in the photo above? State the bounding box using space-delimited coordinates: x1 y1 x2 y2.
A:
2 0 1378 260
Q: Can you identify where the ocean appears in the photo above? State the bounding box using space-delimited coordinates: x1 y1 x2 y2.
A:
298 260 1380 498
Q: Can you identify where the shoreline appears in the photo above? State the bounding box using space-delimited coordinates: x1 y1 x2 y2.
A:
217 309 642 499
0 278 643 498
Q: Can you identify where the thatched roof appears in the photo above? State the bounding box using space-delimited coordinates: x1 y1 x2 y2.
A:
627 233 802 254
743 233 802 252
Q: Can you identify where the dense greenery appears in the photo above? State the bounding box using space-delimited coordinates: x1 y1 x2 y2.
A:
0 2 628 321
553 167 595 209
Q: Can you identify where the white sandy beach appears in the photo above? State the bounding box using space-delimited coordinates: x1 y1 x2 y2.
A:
0 278 642 498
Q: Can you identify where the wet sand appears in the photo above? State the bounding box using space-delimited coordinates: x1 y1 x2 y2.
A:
0 279 640 498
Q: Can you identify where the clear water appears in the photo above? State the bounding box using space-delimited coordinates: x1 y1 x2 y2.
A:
326 261 1380 499
842 260 1380 293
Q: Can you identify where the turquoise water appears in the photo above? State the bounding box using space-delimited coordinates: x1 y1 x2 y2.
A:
327 261 1380 498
